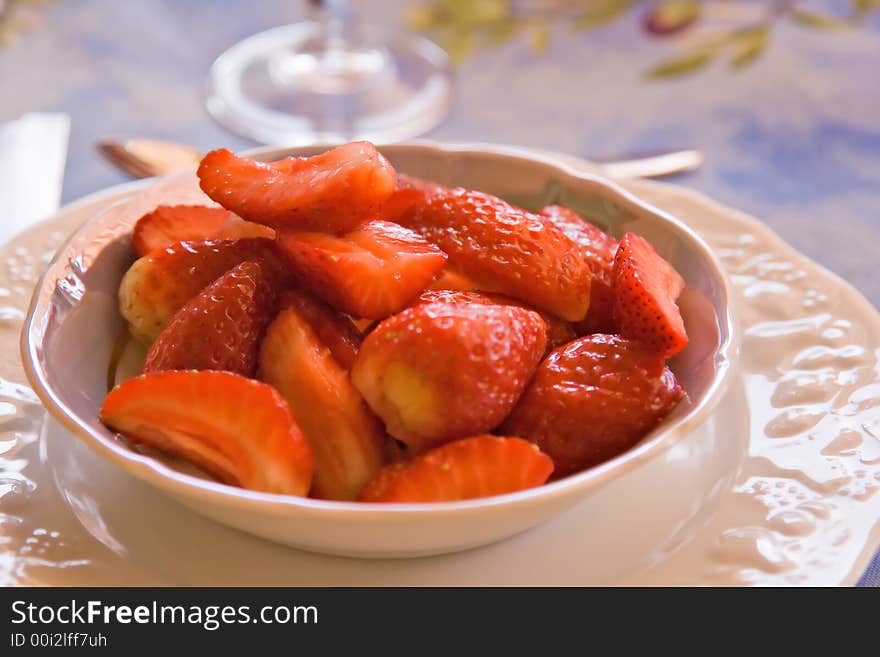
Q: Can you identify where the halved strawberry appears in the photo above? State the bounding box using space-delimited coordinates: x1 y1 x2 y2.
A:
258 305 385 500
118 238 284 344
197 142 397 234
142 260 278 376
132 205 275 257
612 232 688 357
415 289 576 353
502 334 685 477
359 435 553 503
539 205 619 334
396 173 445 193
277 289 362 370
426 266 483 293
276 219 447 320
388 187 592 321
351 301 547 453
100 370 313 496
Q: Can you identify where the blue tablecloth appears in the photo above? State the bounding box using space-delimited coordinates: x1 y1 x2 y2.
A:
1 0 877 585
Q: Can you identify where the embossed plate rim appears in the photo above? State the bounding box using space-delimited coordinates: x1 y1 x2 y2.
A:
3 146 878 582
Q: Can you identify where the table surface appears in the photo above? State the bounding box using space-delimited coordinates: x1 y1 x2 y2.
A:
3 0 878 308
2 0 879 585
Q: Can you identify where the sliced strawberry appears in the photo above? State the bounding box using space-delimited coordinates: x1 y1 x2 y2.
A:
612 232 688 357
100 371 313 496
142 260 278 377
396 173 445 193
277 289 362 370
258 305 385 500
359 435 553 503
351 301 547 453
388 187 591 321
352 317 378 334
132 205 275 257
415 289 576 353
118 238 285 344
276 219 447 320
426 266 483 293
539 205 619 334
197 142 397 234
573 280 616 336
502 334 685 477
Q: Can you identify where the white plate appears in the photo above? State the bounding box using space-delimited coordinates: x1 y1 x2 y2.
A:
1 150 878 585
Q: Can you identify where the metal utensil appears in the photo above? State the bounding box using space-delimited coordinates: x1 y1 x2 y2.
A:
599 149 703 179
97 138 703 180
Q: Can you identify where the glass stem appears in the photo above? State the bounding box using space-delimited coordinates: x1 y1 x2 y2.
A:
308 0 353 51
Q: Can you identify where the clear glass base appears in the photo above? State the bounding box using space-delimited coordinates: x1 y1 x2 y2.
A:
205 22 451 146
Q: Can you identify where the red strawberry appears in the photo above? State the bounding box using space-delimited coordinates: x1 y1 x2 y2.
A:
395 173 445 193
502 334 685 477
258 304 385 500
132 205 275 257
352 317 378 334
142 260 278 376
351 301 547 453
277 289 362 370
197 142 397 234
118 238 284 344
276 219 447 320
426 266 483 293
574 280 616 335
359 435 553 503
539 205 619 334
612 232 688 357
388 187 591 321
100 370 313 496
415 289 576 353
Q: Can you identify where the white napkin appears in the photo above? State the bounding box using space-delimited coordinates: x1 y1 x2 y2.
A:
0 113 70 246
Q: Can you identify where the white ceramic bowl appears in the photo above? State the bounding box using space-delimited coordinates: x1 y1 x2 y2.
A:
21 142 737 558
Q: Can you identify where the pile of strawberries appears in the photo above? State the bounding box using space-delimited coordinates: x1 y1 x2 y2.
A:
100 141 689 503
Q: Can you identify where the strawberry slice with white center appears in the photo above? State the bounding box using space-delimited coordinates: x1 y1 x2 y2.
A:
118 237 285 344
142 259 279 377
276 288 363 370
100 370 313 496
259 303 386 500
197 142 397 234
276 219 447 320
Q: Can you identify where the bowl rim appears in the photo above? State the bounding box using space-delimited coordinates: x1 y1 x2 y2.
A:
20 140 739 517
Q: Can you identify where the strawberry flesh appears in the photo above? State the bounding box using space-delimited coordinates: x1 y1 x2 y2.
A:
612 232 688 357
259 304 385 500
539 205 619 334
359 435 554 503
142 260 278 376
276 219 447 320
197 142 397 234
415 289 576 354
100 370 313 496
132 205 275 257
351 300 547 453
118 237 286 344
277 288 362 370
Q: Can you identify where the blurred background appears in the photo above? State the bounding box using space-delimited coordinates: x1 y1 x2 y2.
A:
1 0 878 305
